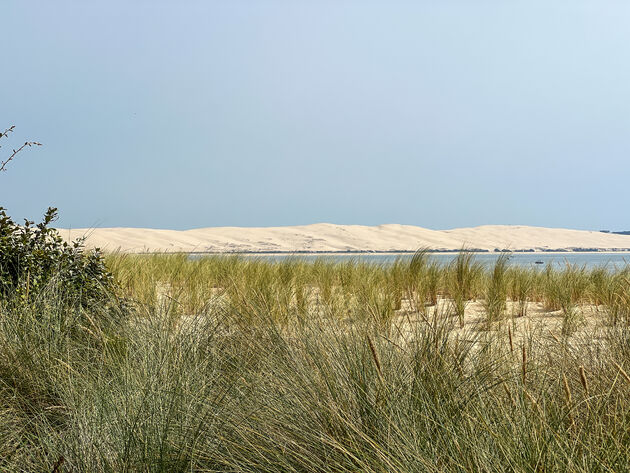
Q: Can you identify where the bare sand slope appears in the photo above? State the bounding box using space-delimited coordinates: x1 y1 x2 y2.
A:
57 224 630 253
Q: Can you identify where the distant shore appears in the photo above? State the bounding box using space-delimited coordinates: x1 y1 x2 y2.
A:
58 223 630 254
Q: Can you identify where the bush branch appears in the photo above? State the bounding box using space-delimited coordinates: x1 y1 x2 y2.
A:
0 125 42 172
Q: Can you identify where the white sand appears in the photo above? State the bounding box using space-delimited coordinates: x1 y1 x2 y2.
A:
56 224 630 253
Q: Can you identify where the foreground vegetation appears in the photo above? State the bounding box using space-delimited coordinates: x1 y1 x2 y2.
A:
1 251 630 472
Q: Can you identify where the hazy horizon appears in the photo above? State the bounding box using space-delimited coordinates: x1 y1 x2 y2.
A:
55 222 629 232
2 1 629 231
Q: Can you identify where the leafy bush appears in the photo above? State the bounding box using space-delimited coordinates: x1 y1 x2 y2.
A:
0 206 112 305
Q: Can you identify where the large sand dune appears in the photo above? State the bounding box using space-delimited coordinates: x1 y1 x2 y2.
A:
57 224 630 253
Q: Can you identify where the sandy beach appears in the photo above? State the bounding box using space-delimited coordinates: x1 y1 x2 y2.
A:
58 224 630 253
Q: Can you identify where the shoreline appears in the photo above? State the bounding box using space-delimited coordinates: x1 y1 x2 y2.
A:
114 249 630 256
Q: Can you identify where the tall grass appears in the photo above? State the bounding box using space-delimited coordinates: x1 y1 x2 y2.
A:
589 267 630 325
484 252 510 327
1 253 630 471
507 266 535 317
446 250 482 326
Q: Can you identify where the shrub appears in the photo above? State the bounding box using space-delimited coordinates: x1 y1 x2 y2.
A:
0 206 112 306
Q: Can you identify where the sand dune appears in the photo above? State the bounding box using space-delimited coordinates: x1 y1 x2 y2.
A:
56 224 630 253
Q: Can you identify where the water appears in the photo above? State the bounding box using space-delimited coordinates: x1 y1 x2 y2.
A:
193 252 630 270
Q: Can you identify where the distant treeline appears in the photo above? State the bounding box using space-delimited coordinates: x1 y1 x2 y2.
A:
600 230 630 235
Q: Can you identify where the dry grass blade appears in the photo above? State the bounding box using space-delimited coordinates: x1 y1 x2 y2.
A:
367 334 385 385
613 361 630 385
562 372 572 405
579 365 589 395
522 345 527 385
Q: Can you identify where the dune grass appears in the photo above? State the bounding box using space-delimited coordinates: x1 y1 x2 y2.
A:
1 252 630 471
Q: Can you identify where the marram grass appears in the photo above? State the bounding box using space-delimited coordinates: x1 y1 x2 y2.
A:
0 252 629 472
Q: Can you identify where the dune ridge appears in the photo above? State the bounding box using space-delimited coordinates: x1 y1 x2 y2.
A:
57 224 630 254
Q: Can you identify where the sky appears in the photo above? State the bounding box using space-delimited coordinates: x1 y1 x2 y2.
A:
1 1 629 231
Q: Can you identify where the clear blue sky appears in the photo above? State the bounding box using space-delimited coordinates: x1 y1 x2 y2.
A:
1 1 629 230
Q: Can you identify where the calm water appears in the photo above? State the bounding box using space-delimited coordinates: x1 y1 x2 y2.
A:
193 252 630 270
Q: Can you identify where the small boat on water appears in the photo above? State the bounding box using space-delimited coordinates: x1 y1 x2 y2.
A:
534 260 544 265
